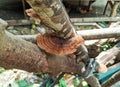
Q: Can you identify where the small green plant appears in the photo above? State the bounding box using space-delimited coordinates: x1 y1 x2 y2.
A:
59 78 67 87
101 42 115 51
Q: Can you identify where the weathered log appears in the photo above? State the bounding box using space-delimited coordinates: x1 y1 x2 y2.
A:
0 19 84 76
71 17 120 22
7 19 33 26
0 19 48 73
77 27 120 40
16 27 120 42
96 41 120 64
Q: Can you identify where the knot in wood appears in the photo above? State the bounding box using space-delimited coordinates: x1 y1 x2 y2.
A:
37 34 84 55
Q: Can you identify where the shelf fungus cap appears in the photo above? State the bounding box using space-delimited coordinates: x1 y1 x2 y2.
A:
37 34 84 55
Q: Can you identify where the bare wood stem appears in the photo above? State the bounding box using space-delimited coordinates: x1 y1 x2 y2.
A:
71 17 120 22
16 27 120 42
77 27 120 40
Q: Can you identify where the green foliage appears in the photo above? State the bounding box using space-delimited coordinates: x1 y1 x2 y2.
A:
101 42 115 51
97 22 107 28
74 77 80 87
17 80 29 87
37 73 46 79
59 78 67 87
46 80 53 87
9 80 40 87
31 24 36 34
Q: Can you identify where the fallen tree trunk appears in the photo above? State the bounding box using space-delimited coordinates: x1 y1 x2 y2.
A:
0 19 84 76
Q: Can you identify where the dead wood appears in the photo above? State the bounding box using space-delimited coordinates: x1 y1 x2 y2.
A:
25 0 77 39
0 19 85 76
71 17 120 22
16 27 120 42
77 27 120 40
96 41 120 65
24 0 90 71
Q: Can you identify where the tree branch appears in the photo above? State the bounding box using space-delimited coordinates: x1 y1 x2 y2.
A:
0 19 84 76
25 0 77 39
16 27 120 42
77 27 120 40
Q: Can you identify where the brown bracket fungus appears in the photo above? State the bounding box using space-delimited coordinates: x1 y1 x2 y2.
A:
37 34 84 55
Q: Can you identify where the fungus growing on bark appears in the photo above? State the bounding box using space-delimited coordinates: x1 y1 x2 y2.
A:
37 34 84 55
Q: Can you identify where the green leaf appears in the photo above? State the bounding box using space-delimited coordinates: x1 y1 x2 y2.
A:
97 22 107 28
46 79 53 87
74 77 80 86
59 78 67 87
37 73 46 79
17 80 29 87
101 42 115 51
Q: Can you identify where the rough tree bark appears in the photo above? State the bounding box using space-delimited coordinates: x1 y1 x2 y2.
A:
26 0 76 38
0 19 84 76
25 0 90 68
0 0 109 86
0 0 91 78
